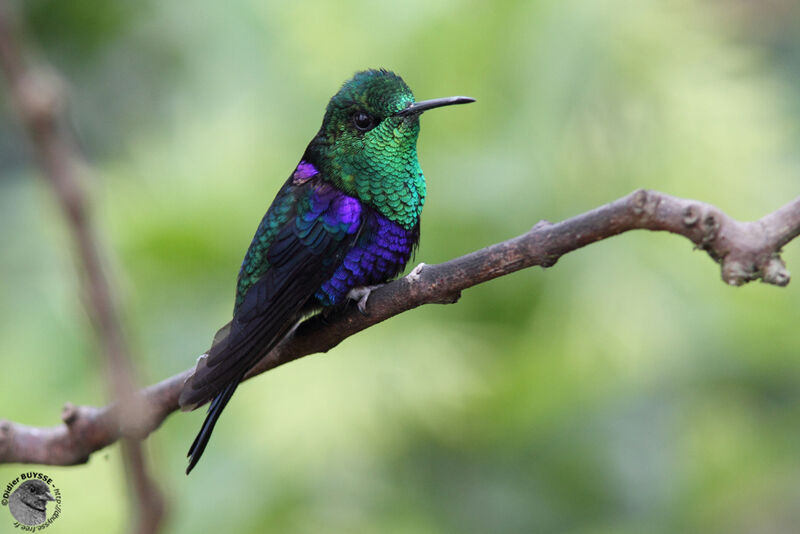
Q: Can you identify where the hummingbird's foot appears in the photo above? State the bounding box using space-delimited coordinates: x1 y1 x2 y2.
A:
407 262 427 282
347 284 383 315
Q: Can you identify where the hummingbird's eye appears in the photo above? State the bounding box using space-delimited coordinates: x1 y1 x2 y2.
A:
352 111 376 132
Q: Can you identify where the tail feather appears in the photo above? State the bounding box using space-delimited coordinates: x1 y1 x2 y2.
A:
185 380 240 474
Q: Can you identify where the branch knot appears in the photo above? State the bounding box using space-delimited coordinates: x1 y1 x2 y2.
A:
762 255 790 287
683 205 700 227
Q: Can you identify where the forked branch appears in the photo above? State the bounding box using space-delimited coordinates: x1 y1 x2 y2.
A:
1 188 798 466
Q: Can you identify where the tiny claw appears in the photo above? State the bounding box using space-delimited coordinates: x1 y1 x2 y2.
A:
407 262 426 282
347 285 382 315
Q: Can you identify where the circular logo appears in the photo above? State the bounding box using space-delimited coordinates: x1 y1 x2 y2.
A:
2 472 62 530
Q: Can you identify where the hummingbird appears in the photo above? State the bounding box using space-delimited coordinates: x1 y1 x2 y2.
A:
179 69 474 474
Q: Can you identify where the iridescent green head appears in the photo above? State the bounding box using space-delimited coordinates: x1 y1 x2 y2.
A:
305 69 474 229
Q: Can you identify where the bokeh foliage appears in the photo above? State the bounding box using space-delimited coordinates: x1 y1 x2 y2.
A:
2 0 800 532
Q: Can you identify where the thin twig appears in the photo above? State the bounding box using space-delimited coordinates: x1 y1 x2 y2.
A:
0 3 165 533
0 189 798 467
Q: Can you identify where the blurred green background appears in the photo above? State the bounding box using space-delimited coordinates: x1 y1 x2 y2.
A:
2 0 800 532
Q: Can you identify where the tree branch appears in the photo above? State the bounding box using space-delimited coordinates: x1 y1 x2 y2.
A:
0 189 797 468
0 2 165 532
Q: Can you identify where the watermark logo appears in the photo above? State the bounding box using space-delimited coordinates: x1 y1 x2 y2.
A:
2 472 62 530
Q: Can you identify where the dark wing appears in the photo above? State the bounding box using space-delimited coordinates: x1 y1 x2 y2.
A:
179 177 362 472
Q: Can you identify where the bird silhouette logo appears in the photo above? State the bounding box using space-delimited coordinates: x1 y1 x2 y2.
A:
8 480 54 526
2 474 62 528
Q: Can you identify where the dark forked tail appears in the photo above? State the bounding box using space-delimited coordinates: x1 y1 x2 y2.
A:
186 379 240 474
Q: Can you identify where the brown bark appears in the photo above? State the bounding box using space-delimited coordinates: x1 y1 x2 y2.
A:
0 3 165 532
1 189 797 467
